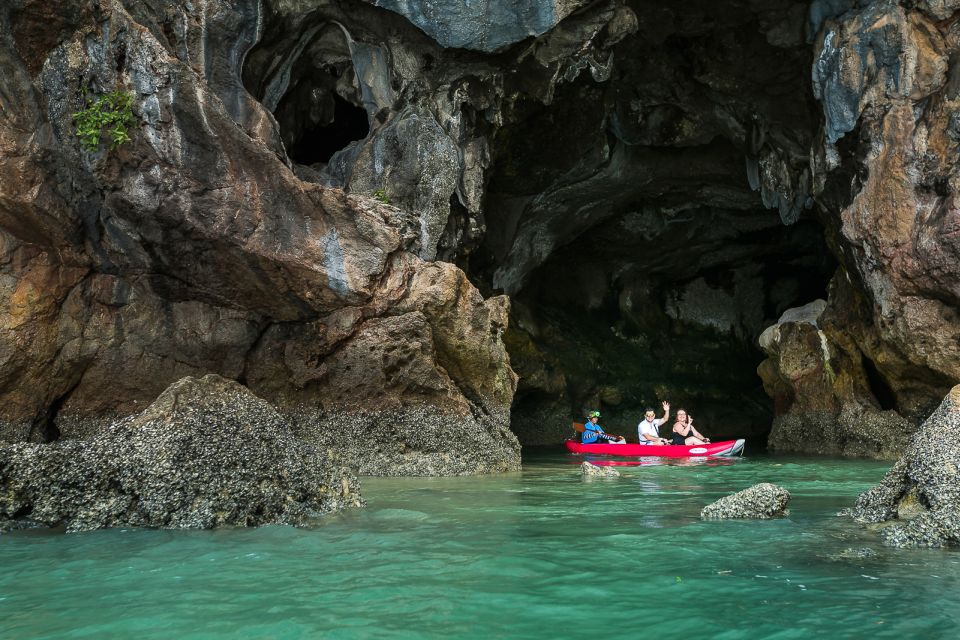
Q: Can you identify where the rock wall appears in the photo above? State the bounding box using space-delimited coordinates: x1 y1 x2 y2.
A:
758 0 960 456
0 0 519 475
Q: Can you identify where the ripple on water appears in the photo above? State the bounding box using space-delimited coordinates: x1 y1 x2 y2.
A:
2 453 959 639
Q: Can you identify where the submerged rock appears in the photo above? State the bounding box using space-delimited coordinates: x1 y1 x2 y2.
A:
701 483 791 520
581 462 620 478
833 547 878 561
847 386 960 548
0 375 363 533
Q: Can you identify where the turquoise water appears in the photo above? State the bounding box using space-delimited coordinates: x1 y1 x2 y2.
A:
2 452 959 639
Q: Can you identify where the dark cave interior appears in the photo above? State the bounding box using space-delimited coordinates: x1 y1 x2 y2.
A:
283 90 370 165
243 19 372 169
469 0 835 445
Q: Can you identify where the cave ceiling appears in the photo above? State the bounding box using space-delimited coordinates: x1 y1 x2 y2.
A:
242 0 824 291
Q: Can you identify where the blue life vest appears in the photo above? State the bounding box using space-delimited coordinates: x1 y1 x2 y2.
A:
582 425 605 444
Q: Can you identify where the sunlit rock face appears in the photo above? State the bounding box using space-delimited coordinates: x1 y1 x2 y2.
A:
811 0 960 413
758 0 960 456
0 0 519 475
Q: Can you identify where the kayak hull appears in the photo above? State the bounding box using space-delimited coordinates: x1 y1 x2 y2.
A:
565 439 745 458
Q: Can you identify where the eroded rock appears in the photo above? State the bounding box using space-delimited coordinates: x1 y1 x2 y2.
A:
366 0 592 52
847 385 960 548
701 483 791 520
758 298 914 458
809 1 960 420
1 0 959 463
0 0 520 475
0 375 363 533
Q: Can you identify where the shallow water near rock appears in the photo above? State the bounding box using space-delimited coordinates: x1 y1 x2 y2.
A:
2 452 958 638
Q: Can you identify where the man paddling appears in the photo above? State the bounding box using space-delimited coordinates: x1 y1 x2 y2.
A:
638 401 671 445
581 411 626 445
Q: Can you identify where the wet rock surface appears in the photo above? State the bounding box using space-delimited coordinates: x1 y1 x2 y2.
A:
0 375 364 532
846 386 960 548
581 461 620 478
290 407 519 477
701 483 791 520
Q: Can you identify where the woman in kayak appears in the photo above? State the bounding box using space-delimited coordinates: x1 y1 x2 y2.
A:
582 411 626 444
671 409 710 445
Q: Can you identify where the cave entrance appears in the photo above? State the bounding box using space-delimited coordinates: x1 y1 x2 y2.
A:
467 0 836 447
242 23 369 169
282 90 369 165
502 212 836 448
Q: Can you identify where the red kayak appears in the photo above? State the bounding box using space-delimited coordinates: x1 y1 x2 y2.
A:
565 439 745 458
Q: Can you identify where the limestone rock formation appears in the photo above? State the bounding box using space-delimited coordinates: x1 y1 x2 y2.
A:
365 0 593 52
808 1 960 422
701 483 791 520
0 0 519 474
0 375 363 532
755 0 960 455
2 0 960 462
758 299 913 458
846 386 960 548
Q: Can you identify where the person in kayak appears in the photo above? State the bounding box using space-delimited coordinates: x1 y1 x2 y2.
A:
582 411 626 444
638 400 671 445
671 409 710 445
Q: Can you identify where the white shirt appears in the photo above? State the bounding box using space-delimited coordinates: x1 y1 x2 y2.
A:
638 418 662 443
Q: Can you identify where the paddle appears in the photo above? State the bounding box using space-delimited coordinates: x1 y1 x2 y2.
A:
572 421 624 442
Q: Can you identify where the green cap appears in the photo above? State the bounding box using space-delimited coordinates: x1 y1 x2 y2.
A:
588 411 601 418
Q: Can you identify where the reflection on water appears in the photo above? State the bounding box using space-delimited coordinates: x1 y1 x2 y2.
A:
574 454 739 467
2 451 958 639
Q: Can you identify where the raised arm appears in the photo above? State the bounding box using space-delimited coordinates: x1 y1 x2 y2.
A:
660 401 671 424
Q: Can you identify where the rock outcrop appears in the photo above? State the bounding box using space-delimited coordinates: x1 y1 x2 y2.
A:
701 483 791 520
755 0 960 456
0 0 519 474
758 299 913 458
846 386 960 548
0 375 363 532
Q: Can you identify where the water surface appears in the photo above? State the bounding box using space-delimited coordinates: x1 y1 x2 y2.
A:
2 452 958 638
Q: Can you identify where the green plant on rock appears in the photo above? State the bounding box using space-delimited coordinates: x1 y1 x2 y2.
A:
372 188 391 204
72 89 136 152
